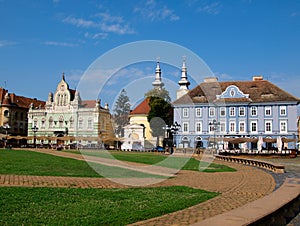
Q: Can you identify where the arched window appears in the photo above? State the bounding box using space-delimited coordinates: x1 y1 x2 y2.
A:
69 117 74 128
4 110 9 117
49 117 53 128
78 117 83 129
59 115 64 128
41 118 46 129
33 118 38 127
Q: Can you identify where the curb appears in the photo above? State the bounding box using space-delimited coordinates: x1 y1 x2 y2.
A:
192 178 300 226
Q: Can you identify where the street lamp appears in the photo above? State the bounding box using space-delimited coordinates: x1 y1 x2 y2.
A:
209 119 220 151
32 126 38 148
163 122 181 153
3 124 10 148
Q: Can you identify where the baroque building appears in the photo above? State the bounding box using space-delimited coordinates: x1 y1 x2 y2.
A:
121 60 168 150
0 88 45 138
173 75 300 151
27 74 114 146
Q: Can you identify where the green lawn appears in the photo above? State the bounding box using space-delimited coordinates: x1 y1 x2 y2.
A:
0 186 219 225
0 149 165 178
74 150 236 172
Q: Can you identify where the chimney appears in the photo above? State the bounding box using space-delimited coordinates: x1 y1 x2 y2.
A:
204 77 218 83
10 93 15 103
253 75 263 81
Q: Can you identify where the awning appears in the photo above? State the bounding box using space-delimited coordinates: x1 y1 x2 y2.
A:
282 138 297 143
263 138 277 143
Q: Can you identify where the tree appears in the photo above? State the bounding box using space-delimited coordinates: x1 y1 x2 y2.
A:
113 89 131 137
146 88 172 146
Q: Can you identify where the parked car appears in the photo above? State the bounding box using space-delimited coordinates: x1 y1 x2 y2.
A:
152 146 165 152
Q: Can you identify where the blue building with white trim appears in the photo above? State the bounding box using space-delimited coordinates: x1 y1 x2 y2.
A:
173 74 300 151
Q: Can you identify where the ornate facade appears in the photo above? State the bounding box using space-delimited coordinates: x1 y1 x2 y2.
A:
27 74 114 145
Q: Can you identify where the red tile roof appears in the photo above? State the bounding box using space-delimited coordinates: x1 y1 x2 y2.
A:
130 98 151 115
0 88 45 109
81 100 96 108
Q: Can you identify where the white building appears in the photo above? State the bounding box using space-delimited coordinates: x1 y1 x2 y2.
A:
28 74 114 146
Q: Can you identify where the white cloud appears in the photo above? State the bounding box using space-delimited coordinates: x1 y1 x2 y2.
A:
0 40 17 47
134 0 180 21
63 16 97 28
214 72 234 80
84 32 108 40
197 1 222 15
62 13 135 35
43 41 78 47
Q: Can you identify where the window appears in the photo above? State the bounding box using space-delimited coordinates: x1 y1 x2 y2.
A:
19 123 23 131
251 106 257 116
195 122 202 133
209 122 214 133
280 106 287 116
14 112 18 120
78 118 83 129
220 107 226 117
195 108 202 117
265 121 272 133
251 121 257 133
49 117 53 128
33 118 38 127
209 107 215 117
69 117 74 129
280 121 287 133
239 122 245 133
183 108 189 117
239 107 245 116
229 121 235 133
41 118 46 129
59 116 64 128
220 122 226 133
265 106 272 116
88 118 93 129
182 122 189 133
229 107 235 117
4 110 9 117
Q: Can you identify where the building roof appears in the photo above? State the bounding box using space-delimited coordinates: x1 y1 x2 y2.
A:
81 100 96 108
0 88 45 109
130 98 151 115
173 78 300 105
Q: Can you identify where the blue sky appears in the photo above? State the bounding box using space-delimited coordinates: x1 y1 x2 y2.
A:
1 0 300 110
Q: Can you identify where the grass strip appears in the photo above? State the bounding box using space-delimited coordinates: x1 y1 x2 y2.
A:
0 186 219 225
0 149 165 178
73 150 236 172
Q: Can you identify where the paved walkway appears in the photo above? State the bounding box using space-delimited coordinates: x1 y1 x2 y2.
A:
0 149 276 225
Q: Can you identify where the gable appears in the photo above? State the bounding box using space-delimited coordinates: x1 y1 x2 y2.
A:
216 85 249 100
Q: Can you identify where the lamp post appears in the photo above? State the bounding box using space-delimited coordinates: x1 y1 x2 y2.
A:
32 126 38 148
163 122 181 154
3 124 10 148
209 119 220 152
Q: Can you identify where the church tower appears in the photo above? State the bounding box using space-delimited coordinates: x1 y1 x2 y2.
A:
152 58 164 90
177 57 190 99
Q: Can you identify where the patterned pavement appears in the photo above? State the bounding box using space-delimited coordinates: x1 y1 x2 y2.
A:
0 149 278 225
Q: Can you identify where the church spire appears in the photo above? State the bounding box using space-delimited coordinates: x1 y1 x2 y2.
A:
152 57 164 89
177 57 190 99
